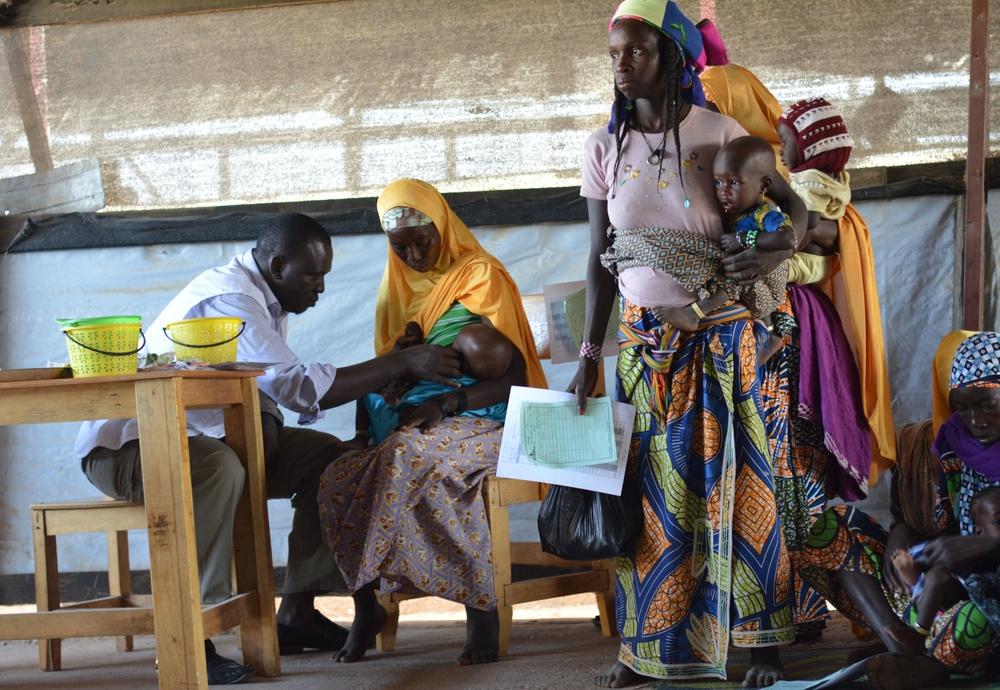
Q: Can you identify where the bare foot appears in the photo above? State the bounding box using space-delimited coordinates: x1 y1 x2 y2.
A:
458 607 499 665
334 601 387 663
866 653 950 690
743 646 784 687
594 661 650 687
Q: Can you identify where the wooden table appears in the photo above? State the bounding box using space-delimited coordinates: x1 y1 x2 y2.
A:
0 368 280 689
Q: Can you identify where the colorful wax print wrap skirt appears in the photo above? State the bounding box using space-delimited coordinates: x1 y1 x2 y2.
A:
614 298 794 680
796 504 1000 676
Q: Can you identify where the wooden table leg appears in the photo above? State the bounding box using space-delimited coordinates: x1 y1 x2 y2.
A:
223 378 279 677
136 377 207 690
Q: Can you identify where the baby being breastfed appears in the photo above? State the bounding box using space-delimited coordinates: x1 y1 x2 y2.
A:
361 321 513 444
452 323 513 381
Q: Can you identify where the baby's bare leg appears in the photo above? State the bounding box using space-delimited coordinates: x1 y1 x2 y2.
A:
915 567 964 634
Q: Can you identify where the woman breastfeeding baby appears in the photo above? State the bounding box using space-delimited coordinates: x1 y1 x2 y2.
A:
317 178 546 666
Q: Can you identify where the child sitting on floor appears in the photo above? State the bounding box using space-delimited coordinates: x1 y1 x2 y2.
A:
893 485 1000 636
356 317 513 445
776 97 854 284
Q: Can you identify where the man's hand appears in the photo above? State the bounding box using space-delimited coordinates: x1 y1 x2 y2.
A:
398 345 461 386
721 247 792 283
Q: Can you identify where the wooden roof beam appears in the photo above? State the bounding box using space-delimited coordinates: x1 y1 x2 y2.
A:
963 0 990 330
0 0 345 28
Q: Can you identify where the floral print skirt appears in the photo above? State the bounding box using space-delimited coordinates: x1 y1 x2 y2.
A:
318 417 501 610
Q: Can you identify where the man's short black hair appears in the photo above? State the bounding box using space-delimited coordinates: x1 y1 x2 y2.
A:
256 213 330 259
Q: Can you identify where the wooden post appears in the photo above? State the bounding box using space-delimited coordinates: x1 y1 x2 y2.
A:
136 377 207 689
2 27 53 172
222 378 280 677
963 0 990 330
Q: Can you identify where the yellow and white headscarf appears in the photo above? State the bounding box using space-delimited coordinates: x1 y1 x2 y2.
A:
374 178 547 389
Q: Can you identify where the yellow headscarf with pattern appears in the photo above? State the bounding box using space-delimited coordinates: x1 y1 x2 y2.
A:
374 179 547 389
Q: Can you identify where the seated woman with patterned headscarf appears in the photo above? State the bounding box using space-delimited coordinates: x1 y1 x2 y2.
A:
317 178 546 667
796 332 1000 689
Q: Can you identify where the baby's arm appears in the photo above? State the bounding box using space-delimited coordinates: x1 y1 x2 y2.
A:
753 208 796 252
754 228 796 252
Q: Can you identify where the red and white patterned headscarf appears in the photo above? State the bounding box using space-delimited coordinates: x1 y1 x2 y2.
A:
778 97 853 175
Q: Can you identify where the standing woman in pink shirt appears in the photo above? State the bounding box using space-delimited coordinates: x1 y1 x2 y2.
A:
570 2 806 687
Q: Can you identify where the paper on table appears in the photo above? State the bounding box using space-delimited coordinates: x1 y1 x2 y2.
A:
520 398 616 468
497 386 635 496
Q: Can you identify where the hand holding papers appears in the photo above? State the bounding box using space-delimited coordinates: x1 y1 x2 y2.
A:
497 386 635 495
520 398 616 468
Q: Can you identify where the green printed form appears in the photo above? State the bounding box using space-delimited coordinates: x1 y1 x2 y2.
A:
520 397 617 467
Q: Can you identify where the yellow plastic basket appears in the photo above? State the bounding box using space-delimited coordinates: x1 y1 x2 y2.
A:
59 317 144 378
163 317 245 364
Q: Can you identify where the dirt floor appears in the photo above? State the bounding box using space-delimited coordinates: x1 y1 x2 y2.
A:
0 595 991 690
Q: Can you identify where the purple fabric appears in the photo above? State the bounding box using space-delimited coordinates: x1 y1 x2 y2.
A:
789 284 871 500
933 413 1000 482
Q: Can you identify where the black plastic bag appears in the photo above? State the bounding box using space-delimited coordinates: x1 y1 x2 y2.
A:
537 479 642 560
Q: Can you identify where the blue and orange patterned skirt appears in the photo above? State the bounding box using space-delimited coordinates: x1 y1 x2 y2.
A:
613 299 794 681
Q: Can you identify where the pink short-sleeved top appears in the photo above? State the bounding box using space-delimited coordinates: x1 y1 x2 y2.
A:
581 106 747 308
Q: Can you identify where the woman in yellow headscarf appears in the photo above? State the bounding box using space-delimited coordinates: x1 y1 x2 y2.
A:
318 179 546 666
702 63 788 178
704 62 896 647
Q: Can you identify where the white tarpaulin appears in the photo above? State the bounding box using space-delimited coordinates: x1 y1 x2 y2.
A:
0 193 997 577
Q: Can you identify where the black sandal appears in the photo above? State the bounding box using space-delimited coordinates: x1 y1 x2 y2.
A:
205 639 254 685
278 610 350 655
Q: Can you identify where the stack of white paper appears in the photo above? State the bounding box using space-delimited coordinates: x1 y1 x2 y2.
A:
497 386 635 496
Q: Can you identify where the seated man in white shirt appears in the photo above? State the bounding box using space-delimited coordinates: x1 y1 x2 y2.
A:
75 213 461 685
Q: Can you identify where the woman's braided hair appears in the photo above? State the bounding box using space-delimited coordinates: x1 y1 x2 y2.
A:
610 31 686 200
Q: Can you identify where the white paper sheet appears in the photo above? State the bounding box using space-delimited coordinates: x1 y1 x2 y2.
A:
497 386 634 495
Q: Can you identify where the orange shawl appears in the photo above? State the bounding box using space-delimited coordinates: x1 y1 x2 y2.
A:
374 179 547 389
701 63 789 179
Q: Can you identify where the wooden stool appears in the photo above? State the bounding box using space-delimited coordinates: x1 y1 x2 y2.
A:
375 476 616 656
31 499 146 671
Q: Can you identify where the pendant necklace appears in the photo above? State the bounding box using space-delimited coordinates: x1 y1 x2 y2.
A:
638 129 667 167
